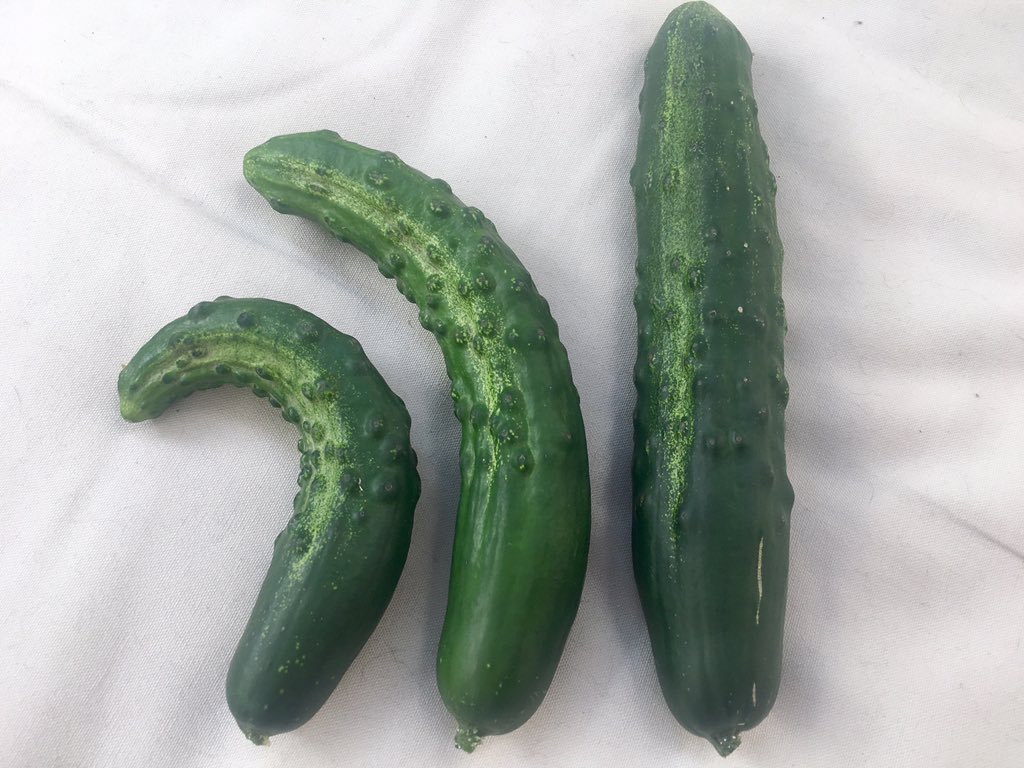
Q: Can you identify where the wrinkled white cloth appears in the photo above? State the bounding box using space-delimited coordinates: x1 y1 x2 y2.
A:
2 1 1022 766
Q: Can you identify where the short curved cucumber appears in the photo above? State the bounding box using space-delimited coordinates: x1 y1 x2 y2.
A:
631 2 794 757
118 296 419 744
244 133 591 750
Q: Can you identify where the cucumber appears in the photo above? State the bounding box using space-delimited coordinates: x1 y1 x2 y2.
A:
631 2 794 756
118 297 419 744
244 132 591 750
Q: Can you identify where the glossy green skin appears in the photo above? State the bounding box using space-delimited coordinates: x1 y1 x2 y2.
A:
118 297 419 744
244 133 591 750
631 3 794 757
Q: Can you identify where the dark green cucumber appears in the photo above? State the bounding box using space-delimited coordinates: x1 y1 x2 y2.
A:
118 297 419 744
243 133 591 750
631 2 793 757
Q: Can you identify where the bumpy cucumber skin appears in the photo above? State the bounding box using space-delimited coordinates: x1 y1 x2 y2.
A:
244 133 591 749
118 297 419 744
631 2 794 757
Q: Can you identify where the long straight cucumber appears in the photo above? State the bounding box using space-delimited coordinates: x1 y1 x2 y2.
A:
118 297 419 744
244 133 591 750
631 2 794 756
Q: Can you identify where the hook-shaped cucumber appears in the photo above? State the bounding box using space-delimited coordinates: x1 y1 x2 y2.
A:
119 296 419 744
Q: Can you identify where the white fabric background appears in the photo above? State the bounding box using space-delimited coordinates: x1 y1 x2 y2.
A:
2 1 1022 766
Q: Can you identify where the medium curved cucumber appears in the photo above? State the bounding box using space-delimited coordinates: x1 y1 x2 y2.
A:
118 296 419 744
631 2 794 757
244 133 591 750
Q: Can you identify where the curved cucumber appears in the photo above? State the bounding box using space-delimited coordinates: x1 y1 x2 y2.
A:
631 2 794 756
118 297 419 744
244 133 591 750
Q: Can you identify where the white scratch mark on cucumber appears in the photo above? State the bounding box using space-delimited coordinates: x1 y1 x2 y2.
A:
755 535 764 625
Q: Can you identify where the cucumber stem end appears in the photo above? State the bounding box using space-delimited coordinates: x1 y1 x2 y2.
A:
710 731 740 757
454 724 482 752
